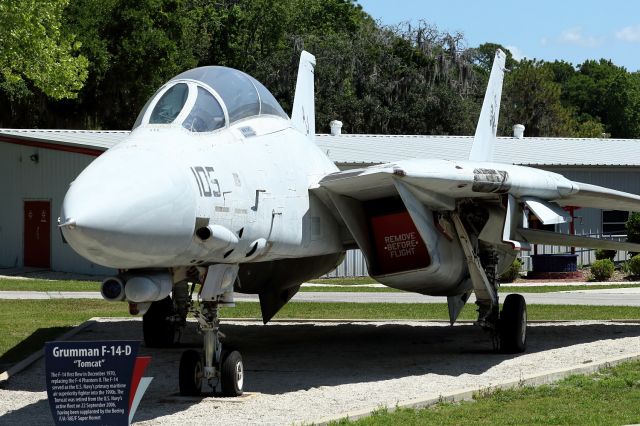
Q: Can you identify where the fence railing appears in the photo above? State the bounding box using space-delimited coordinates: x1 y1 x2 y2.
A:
322 229 629 278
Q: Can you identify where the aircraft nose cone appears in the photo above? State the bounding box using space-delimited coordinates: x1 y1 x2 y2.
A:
60 146 196 268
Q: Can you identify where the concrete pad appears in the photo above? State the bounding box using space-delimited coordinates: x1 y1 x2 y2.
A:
0 319 639 424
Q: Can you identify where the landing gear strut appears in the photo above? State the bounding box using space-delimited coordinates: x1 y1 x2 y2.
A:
142 296 179 348
179 301 244 396
142 280 189 348
178 261 244 397
451 211 528 353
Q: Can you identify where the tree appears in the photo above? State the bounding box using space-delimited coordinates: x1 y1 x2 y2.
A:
0 0 88 100
564 59 639 138
500 60 571 137
469 42 518 74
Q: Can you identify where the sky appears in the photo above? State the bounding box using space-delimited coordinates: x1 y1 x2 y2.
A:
357 0 640 72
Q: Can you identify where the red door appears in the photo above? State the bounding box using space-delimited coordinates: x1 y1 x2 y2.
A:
24 201 51 268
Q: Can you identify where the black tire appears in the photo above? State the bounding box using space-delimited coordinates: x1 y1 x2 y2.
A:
179 350 203 396
142 296 177 348
499 293 527 353
220 350 244 397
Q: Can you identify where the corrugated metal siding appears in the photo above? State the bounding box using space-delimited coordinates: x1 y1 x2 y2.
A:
0 129 127 151
323 249 369 277
0 143 114 275
2 129 640 167
315 135 640 167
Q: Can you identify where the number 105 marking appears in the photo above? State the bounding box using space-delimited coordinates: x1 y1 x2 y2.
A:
190 166 221 197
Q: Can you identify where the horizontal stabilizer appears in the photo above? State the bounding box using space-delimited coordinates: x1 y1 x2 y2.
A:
518 228 640 252
556 182 640 212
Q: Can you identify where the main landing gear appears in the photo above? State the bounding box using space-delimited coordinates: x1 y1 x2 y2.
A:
178 301 244 397
451 212 527 354
498 293 527 353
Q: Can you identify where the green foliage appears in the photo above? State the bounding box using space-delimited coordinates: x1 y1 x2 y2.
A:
595 249 617 261
498 258 522 283
470 42 518 74
0 0 638 138
564 60 639 138
590 259 614 281
626 212 640 245
500 60 583 137
626 255 640 276
0 0 88 100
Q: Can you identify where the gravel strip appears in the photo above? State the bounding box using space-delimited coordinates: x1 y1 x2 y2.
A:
1 319 639 425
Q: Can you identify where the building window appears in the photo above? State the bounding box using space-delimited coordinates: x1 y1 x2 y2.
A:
602 210 629 235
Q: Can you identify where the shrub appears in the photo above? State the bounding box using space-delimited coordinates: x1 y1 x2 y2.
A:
626 212 640 244
498 258 522 283
627 254 640 276
595 249 617 261
590 259 614 281
626 212 640 257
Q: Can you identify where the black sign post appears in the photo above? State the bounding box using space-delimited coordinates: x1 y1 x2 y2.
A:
45 341 151 426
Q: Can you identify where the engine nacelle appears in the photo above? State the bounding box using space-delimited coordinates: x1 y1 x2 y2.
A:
368 209 467 295
100 272 172 303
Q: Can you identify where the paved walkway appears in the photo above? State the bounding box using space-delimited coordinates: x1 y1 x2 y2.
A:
2 288 640 306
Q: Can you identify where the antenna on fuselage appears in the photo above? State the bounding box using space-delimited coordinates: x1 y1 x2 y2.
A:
291 50 316 139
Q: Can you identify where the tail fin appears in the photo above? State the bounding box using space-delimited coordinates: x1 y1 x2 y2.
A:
291 50 316 138
468 49 506 162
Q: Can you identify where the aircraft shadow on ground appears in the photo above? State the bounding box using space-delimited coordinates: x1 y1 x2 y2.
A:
2 320 640 424
0 326 73 372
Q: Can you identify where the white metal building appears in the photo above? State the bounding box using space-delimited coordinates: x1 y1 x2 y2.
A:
1 128 639 276
0 130 126 275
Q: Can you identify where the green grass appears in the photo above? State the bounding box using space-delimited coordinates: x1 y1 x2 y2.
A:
0 300 126 369
1 300 639 371
504 284 640 293
220 302 640 322
299 286 401 292
309 277 378 285
2 277 639 294
0 278 99 292
300 283 640 293
334 360 640 425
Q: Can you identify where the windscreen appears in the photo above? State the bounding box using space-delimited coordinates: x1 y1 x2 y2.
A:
149 83 189 124
182 87 226 132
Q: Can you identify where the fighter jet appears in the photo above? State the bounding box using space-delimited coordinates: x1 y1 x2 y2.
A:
59 49 640 397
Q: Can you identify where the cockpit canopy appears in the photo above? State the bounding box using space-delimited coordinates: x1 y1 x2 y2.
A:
132 66 288 132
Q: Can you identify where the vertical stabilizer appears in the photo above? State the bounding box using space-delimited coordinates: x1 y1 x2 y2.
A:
291 50 316 138
468 49 506 162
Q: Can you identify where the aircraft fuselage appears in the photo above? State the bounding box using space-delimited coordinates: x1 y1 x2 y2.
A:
60 116 344 270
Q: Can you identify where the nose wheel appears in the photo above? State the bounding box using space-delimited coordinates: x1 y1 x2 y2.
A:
178 302 244 397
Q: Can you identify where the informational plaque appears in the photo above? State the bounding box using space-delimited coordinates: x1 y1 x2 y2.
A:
45 341 152 426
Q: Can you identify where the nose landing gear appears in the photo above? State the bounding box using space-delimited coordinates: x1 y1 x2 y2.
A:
179 302 244 397
178 265 244 397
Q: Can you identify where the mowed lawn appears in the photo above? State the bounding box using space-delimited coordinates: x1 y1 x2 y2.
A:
2 299 640 368
334 360 640 425
2 277 640 293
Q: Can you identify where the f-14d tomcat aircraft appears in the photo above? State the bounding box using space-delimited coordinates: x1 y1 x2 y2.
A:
59 49 640 396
